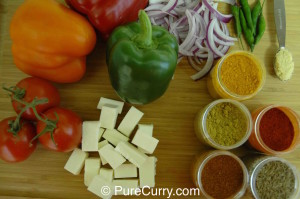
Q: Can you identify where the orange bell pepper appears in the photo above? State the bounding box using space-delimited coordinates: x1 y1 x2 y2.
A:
10 0 96 83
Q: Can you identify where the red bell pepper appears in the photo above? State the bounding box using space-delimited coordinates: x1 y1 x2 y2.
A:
66 0 149 40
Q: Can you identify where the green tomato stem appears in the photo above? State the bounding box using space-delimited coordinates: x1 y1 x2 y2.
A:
2 85 26 99
3 84 59 146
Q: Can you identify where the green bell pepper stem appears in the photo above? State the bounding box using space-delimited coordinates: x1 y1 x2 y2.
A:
133 10 153 49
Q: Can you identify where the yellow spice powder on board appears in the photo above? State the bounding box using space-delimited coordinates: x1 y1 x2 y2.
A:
220 54 261 95
206 102 247 146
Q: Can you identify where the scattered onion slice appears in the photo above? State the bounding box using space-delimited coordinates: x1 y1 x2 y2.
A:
145 0 236 80
190 50 214 80
203 0 232 23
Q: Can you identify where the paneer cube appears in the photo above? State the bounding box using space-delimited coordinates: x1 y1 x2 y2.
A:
99 144 126 169
117 107 144 137
103 129 129 146
132 129 159 154
64 148 88 175
97 97 124 114
88 175 114 199
84 158 101 186
99 105 118 130
99 168 114 182
114 163 137 178
82 121 101 152
115 141 148 168
139 157 157 188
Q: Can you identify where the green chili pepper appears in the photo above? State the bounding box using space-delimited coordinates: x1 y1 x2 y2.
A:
231 5 242 37
106 10 178 105
231 5 244 50
254 14 266 45
251 1 261 36
240 9 254 51
240 0 254 33
252 0 266 36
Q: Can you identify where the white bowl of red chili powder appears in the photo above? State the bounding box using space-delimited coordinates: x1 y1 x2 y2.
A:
248 105 300 155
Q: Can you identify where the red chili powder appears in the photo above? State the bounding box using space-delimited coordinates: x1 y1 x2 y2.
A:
201 155 244 199
259 108 294 151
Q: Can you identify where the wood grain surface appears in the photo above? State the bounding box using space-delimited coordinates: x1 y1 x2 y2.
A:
0 0 300 198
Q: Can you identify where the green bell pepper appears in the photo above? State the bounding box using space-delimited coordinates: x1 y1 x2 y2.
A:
106 10 178 105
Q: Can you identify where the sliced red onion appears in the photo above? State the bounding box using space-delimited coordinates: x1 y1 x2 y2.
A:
145 0 235 80
193 2 204 13
220 21 229 35
213 0 236 5
144 4 165 11
188 56 202 71
147 10 167 18
203 0 232 23
179 10 196 51
214 22 237 41
204 8 210 25
149 0 169 4
194 57 203 65
213 35 235 46
162 0 179 12
206 18 225 57
195 52 210 58
191 50 214 80
194 15 206 40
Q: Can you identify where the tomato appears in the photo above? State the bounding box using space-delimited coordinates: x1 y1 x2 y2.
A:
36 107 82 152
0 117 37 163
11 77 60 120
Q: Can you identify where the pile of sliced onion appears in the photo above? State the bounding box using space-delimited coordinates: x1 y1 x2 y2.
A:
145 0 237 80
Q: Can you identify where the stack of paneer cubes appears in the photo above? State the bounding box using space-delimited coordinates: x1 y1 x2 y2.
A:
64 97 159 198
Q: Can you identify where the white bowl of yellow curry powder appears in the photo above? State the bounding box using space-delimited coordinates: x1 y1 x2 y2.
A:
194 99 253 150
207 51 266 101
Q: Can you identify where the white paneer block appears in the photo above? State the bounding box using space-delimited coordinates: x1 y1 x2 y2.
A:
117 107 144 137
84 158 101 187
64 148 88 175
98 140 109 165
132 130 159 154
82 121 101 152
138 147 149 154
99 168 114 182
98 140 109 163
113 179 139 195
137 124 154 153
97 97 124 114
98 140 109 149
99 128 105 141
103 129 129 146
139 157 157 188
99 144 126 169
99 105 118 130
138 124 153 136
115 142 148 168
114 164 137 178
88 175 114 199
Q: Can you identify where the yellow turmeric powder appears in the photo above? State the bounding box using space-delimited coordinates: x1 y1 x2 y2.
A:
220 53 262 95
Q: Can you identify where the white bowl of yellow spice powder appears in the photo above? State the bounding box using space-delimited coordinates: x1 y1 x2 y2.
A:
207 51 266 101
194 99 253 150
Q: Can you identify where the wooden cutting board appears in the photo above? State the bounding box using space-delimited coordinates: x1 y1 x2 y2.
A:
0 0 299 198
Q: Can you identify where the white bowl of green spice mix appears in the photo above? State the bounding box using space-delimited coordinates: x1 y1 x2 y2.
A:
243 156 300 199
194 99 252 150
